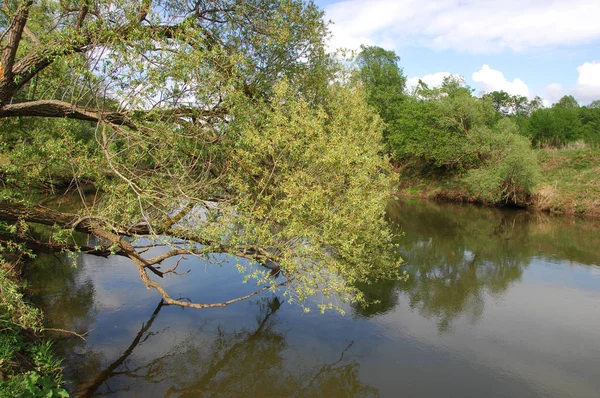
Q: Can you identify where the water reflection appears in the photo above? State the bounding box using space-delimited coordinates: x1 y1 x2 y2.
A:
27 253 97 342
69 296 376 397
29 251 376 397
79 300 165 397
162 298 375 398
355 200 600 332
24 199 600 397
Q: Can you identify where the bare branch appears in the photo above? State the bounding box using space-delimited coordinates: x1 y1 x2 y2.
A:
138 0 152 23
75 3 89 30
0 99 225 130
159 281 288 309
43 327 88 341
0 202 290 309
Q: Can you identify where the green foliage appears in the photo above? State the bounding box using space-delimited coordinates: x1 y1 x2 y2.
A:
1 1 405 311
526 95 585 147
482 90 543 118
388 76 495 171
1 370 69 398
355 45 406 126
372 74 541 204
221 80 404 306
0 261 43 332
463 120 541 203
387 96 476 169
0 258 68 397
578 106 600 146
0 117 100 204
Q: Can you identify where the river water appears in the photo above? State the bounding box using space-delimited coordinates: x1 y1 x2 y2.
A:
27 200 600 397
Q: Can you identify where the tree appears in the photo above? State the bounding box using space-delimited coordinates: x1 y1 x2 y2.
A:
555 95 579 109
482 90 543 118
526 95 582 146
354 45 406 140
579 105 600 146
589 99 600 109
389 76 496 170
0 1 403 311
483 90 512 116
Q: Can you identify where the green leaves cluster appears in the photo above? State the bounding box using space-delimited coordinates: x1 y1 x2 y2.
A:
525 95 600 147
225 81 403 306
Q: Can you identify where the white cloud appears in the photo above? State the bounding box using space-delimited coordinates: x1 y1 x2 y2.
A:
544 83 564 106
574 61 600 104
405 72 460 93
472 65 530 97
324 0 600 53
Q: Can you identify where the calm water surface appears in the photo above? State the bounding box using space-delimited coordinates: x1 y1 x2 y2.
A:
28 200 600 397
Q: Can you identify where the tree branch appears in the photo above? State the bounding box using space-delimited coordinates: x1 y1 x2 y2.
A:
0 202 288 307
0 1 34 101
0 99 226 129
0 100 137 129
22 25 40 46
0 232 124 258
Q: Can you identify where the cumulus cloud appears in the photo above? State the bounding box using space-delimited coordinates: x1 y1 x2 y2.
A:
472 65 530 97
324 0 600 53
405 72 460 92
574 61 600 104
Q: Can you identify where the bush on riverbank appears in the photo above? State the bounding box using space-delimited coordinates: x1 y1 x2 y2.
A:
463 120 541 203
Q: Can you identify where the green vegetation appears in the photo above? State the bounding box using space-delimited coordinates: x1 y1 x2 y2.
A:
354 45 600 214
1 252 67 397
534 149 600 217
1 2 598 393
0 0 403 318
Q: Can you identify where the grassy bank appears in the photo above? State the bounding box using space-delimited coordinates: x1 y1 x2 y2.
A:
397 148 600 218
0 254 68 397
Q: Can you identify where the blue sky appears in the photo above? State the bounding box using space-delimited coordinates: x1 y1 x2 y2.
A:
314 0 600 105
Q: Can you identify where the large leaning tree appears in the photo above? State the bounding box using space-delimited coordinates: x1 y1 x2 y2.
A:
0 0 403 311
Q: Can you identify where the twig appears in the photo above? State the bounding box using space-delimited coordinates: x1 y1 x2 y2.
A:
43 327 89 341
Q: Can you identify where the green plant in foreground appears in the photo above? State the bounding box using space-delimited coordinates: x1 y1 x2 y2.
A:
1 257 68 397
1 371 68 398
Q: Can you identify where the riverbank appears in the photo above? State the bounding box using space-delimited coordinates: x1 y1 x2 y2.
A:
0 256 68 397
396 148 600 219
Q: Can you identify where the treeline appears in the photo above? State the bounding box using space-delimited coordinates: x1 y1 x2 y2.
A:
525 96 600 147
487 91 600 147
355 46 600 204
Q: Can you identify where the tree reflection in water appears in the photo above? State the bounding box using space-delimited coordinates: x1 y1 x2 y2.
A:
73 297 376 397
355 200 538 332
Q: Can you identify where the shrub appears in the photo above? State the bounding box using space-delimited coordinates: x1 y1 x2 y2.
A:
464 119 541 203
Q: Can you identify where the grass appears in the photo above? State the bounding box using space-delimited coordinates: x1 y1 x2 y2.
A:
534 148 600 217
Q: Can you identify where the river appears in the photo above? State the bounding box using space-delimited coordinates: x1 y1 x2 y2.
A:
27 199 600 397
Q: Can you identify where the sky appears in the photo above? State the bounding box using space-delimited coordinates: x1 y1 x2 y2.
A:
314 0 600 105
